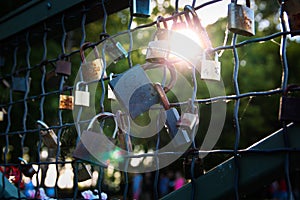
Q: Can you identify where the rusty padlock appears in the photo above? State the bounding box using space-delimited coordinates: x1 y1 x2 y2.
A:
165 108 191 147
183 149 204 179
109 63 176 119
132 0 151 18
75 81 90 107
12 76 31 93
200 52 221 81
281 0 300 36
59 89 74 110
55 54 72 76
37 120 60 149
73 112 118 167
279 85 300 122
146 16 170 63
80 42 105 82
228 0 255 37
18 157 36 178
116 110 133 152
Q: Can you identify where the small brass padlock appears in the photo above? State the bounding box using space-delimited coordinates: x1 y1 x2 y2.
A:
12 76 31 93
132 0 151 18
177 100 199 131
183 149 204 179
55 54 72 76
75 81 90 107
200 52 221 81
59 89 74 110
281 0 300 36
37 120 60 149
73 112 118 167
228 0 255 37
279 85 300 122
146 17 170 63
165 108 191 147
80 42 105 82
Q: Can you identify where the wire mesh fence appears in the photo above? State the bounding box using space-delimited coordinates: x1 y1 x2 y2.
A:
0 0 300 199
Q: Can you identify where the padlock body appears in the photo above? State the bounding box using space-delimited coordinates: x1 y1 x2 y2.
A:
40 129 59 149
178 113 199 130
56 60 72 76
106 41 128 63
109 65 160 119
132 0 151 18
81 58 105 81
59 95 74 110
289 13 300 36
0 111 3 121
279 96 300 122
146 40 170 63
183 158 204 179
73 130 115 167
166 108 191 147
12 77 28 93
75 90 90 107
200 59 221 81
228 3 255 36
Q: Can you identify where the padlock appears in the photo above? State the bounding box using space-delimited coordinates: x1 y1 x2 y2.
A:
59 89 74 110
72 162 92 182
200 52 221 81
73 112 118 167
37 120 60 149
165 108 191 147
18 157 36 178
132 0 151 18
109 64 176 119
108 73 116 100
183 149 204 179
75 81 90 107
104 37 128 63
177 100 199 131
279 85 300 122
116 110 133 151
55 54 72 76
146 16 170 63
281 0 300 36
80 42 105 82
228 0 255 37
12 76 31 93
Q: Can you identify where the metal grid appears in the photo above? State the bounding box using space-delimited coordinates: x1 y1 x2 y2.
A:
0 0 300 199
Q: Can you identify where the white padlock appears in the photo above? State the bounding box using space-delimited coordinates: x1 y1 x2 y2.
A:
108 73 116 100
75 81 90 107
200 52 221 81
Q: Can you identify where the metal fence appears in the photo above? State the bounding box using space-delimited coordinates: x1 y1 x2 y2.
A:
1 0 300 199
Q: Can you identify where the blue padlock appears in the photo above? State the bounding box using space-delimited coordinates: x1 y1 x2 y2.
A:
132 0 151 18
12 76 30 93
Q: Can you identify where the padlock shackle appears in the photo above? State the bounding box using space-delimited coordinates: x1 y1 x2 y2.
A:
156 16 168 29
153 82 170 110
87 112 118 139
80 42 91 63
231 0 250 7
76 81 88 91
184 5 213 50
37 120 50 129
142 62 177 93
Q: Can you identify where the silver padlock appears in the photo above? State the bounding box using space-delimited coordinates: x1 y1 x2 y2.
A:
228 0 255 37
146 16 170 63
75 81 90 107
282 0 300 37
165 108 191 147
200 52 221 81
80 42 106 82
73 112 118 167
108 73 116 100
37 120 61 149
104 37 128 64
177 100 199 131
132 0 151 18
